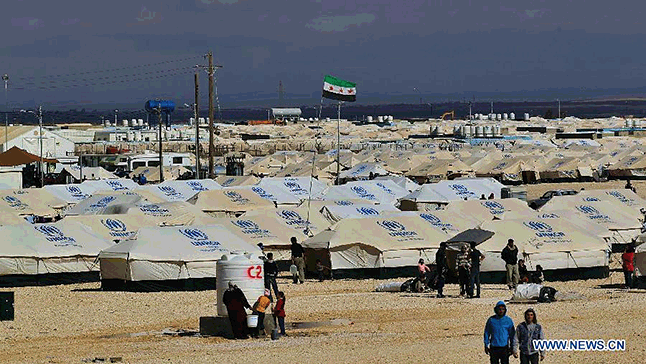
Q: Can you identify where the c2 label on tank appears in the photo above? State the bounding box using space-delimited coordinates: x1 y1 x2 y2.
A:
247 265 263 279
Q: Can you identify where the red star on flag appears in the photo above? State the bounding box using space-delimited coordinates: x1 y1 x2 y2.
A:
348 89 354 94
339 88 344 93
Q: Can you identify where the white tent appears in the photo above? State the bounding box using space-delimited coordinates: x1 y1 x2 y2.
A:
576 189 646 214
81 179 139 192
0 189 67 218
64 214 160 242
322 180 409 205
43 184 94 204
134 184 200 203
415 210 482 236
192 188 276 217
320 203 403 224
257 177 327 201
243 206 330 238
374 175 420 192
98 225 259 289
62 166 118 181
445 198 537 222
339 163 389 181
241 184 301 206
64 192 145 216
477 217 609 275
399 178 505 210
0 221 113 279
303 215 450 275
126 201 218 226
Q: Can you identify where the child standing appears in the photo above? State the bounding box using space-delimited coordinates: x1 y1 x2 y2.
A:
273 291 287 336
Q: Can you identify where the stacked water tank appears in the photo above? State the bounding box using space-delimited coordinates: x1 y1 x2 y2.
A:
509 113 515 120
387 115 394 122
503 113 508 120
367 116 373 122
131 119 137 127
138 119 144 127
126 131 134 142
377 116 384 122
493 125 501 137
216 253 265 317
135 131 142 142
496 114 502 121
476 126 484 137
122 119 129 127
524 113 530 121
485 125 493 137
199 117 206 125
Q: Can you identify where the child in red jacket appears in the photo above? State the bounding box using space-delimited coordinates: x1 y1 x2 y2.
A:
273 291 286 336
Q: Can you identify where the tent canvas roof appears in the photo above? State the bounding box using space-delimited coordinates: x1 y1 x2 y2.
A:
0 146 58 166
193 188 275 213
65 193 144 216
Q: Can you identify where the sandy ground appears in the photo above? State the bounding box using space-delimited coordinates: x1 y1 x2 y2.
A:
1 273 646 364
2 180 646 364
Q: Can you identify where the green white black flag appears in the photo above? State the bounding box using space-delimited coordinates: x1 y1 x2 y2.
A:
322 75 356 102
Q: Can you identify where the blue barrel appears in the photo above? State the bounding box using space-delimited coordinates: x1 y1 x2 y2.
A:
145 100 175 113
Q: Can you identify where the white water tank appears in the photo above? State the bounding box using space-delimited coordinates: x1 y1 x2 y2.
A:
387 115 394 122
503 113 508 120
626 119 631 127
377 116 384 122
367 116 373 122
524 113 530 121
138 119 144 127
165 130 171 141
478 114 484 120
493 125 501 136
126 131 133 142
636 120 642 128
476 125 484 137
496 114 502 121
485 125 493 137
488 113 494 121
453 125 460 135
135 131 142 142
216 253 265 317
190 118 195 126
131 119 137 127
509 113 515 120
460 126 466 136
199 117 206 125
122 119 129 127
104 120 110 127
470 125 476 136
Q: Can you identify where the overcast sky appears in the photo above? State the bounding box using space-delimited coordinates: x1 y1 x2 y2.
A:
2 0 645 109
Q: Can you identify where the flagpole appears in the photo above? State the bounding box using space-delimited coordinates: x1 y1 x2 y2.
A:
335 101 342 185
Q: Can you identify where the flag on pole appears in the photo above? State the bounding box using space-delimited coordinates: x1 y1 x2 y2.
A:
322 75 356 102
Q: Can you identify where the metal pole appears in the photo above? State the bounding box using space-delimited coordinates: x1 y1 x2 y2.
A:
38 106 44 187
194 69 200 179
558 99 561 119
157 106 164 182
3 74 8 151
335 102 341 185
207 51 214 178
114 109 118 126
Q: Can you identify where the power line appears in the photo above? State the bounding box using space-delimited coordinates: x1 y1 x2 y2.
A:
16 55 203 81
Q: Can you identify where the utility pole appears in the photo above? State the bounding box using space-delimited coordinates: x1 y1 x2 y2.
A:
208 51 214 178
194 67 200 179
38 106 44 187
3 73 8 151
557 98 561 119
157 105 164 183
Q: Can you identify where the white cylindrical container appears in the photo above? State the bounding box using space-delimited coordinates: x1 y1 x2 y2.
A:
135 131 142 142
367 116 373 122
503 113 508 120
494 125 501 136
126 131 133 142
138 119 144 126
190 118 195 126
524 113 530 121
496 114 502 121
377 116 384 122
453 125 461 135
631 120 637 128
626 119 631 127
104 120 110 127
199 117 206 125
485 125 493 137
476 125 484 137
636 120 642 128
165 130 171 141
122 119 129 127
470 125 476 136
216 253 265 317
388 115 394 122
460 126 466 136
488 113 494 120
131 119 137 127
509 113 515 120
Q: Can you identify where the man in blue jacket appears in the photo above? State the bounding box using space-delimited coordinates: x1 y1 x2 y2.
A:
484 301 518 364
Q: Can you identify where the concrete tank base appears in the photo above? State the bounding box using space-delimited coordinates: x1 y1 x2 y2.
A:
200 316 233 338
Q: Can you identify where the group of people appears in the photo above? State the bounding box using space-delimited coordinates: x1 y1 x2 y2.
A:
484 301 546 364
222 283 287 340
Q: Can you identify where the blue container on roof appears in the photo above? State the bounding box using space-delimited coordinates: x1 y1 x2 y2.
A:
145 100 175 113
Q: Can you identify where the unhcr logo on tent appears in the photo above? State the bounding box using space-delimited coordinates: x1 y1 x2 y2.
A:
251 187 275 201
350 186 376 201
608 191 633 205
158 186 184 199
66 185 89 200
537 213 560 219
356 207 380 216
34 225 81 247
3 195 28 210
420 213 455 231
224 191 249 205
231 219 274 238
186 181 208 191
375 183 394 195
106 180 128 191
179 228 223 252
481 201 505 215
335 200 354 206
377 220 418 238
576 205 610 221
448 184 475 198
352 165 368 176
139 204 171 217
221 178 235 187
89 196 117 211
276 210 312 229
523 221 565 238
283 180 307 195
583 197 601 202
100 218 132 238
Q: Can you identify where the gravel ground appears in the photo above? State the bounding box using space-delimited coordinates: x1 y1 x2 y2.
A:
1 273 646 364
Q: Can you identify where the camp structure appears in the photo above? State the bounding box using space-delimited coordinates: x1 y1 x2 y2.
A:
415 209 482 236
80 178 139 193
0 204 29 226
474 217 609 282
0 188 67 220
302 215 450 278
192 188 276 217
0 222 113 286
338 162 390 182
320 203 404 224
58 165 117 183
540 195 642 246
43 184 94 204
129 166 191 182
398 178 505 211
64 214 160 242
444 198 537 222
125 201 218 226
242 206 330 240
65 192 145 216
322 180 409 206
98 225 259 291
575 189 646 214
215 175 260 187
256 177 327 201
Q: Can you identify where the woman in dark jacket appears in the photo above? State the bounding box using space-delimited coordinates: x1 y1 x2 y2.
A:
513 308 545 364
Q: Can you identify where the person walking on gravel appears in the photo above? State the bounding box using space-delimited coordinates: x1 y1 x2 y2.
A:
484 301 518 364
513 308 545 364
290 237 306 284
502 239 520 290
